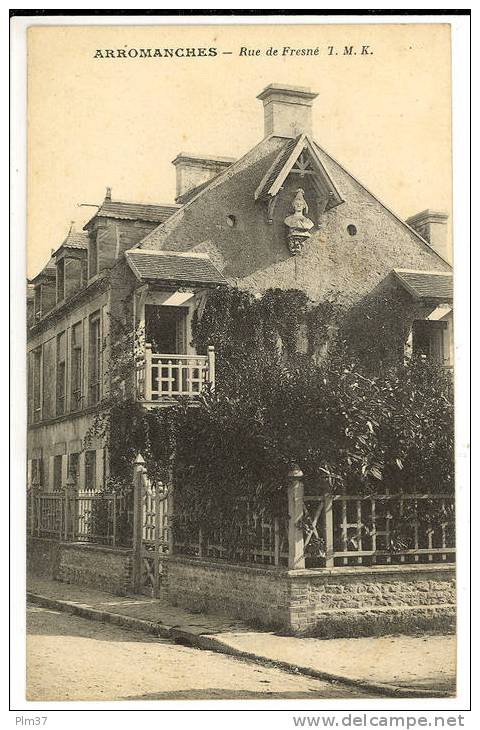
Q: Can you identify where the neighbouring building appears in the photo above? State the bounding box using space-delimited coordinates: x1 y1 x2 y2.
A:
27 83 453 493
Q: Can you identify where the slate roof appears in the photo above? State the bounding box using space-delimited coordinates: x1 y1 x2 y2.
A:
394 269 453 301
57 230 89 251
175 177 217 205
29 256 56 283
126 250 228 286
85 200 179 226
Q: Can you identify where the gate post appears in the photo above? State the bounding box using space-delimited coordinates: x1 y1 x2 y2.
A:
287 464 305 570
132 454 146 593
323 493 335 568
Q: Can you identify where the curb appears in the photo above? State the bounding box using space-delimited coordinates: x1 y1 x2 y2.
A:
27 592 452 699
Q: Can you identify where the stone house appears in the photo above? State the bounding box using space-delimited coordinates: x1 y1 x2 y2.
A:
27 82 453 493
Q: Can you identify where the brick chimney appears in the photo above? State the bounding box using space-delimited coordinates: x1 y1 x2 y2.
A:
172 153 235 202
257 83 318 138
406 210 450 262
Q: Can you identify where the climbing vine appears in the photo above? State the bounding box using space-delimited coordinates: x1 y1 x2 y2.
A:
83 285 454 553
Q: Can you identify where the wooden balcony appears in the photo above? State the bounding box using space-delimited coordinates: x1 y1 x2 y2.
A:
137 344 215 403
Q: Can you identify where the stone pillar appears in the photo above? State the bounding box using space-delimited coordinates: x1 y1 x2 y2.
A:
287 464 305 570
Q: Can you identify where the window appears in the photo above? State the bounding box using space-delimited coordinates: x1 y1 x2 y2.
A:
347 224 357 237
88 313 101 405
84 450 97 491
31 458 43 487
70 322 83 412
412 320 447 365
56 331 66 416
56 259 65 302
53 455 63 491
68 452 80 485
89 237 98 278
145 305 187 354
32 347 42 423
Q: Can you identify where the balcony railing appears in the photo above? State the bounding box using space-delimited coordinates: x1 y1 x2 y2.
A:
137 344 215 401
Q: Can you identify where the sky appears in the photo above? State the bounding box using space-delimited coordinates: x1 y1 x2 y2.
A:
27 22 451 277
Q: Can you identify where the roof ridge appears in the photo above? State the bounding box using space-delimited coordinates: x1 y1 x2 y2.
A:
126 249 210 259
103 199 179 208
394 268 452 276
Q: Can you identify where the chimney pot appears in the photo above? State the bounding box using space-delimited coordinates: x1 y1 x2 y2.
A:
105 187 112 201
257 83 318 138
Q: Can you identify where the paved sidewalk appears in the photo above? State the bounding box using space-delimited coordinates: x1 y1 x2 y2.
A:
27 577 455 698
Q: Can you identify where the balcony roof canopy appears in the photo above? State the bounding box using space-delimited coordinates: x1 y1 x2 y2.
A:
393 269 453 303
125 249 228 287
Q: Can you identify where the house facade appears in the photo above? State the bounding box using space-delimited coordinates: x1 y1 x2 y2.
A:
27 83 453 494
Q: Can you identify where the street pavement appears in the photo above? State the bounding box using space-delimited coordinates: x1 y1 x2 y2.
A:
27 604 373 701
27 576 456 698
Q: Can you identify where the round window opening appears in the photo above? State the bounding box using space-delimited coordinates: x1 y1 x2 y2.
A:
347 224 357 237
226 215 236 228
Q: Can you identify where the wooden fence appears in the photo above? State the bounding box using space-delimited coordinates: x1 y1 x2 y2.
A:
28 482 132 547
169 467 455 570
173 506 289 567
28 459 456 599
302 492 455 568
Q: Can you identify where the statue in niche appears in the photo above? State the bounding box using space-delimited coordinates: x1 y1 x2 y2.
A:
284 188 314 255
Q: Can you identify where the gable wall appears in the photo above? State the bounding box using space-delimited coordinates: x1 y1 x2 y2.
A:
141 139 449 305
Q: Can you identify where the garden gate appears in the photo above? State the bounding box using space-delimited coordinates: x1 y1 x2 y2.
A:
132 455 172 597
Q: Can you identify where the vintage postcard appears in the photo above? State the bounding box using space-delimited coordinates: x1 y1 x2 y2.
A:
10 11 471 719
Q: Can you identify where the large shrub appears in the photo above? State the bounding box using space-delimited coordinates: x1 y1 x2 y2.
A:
93 287 454 534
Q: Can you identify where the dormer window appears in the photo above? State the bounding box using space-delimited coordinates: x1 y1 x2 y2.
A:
56 259 65 303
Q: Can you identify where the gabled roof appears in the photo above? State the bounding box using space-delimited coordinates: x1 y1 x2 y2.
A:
55 230 89 253
135 135 287 251
394 269 453 302
125 249 228 286
135 130 451 276
62 230 89 249
29 256 56 284
255 133 343 210
311 140 452 268
84 200 180 228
